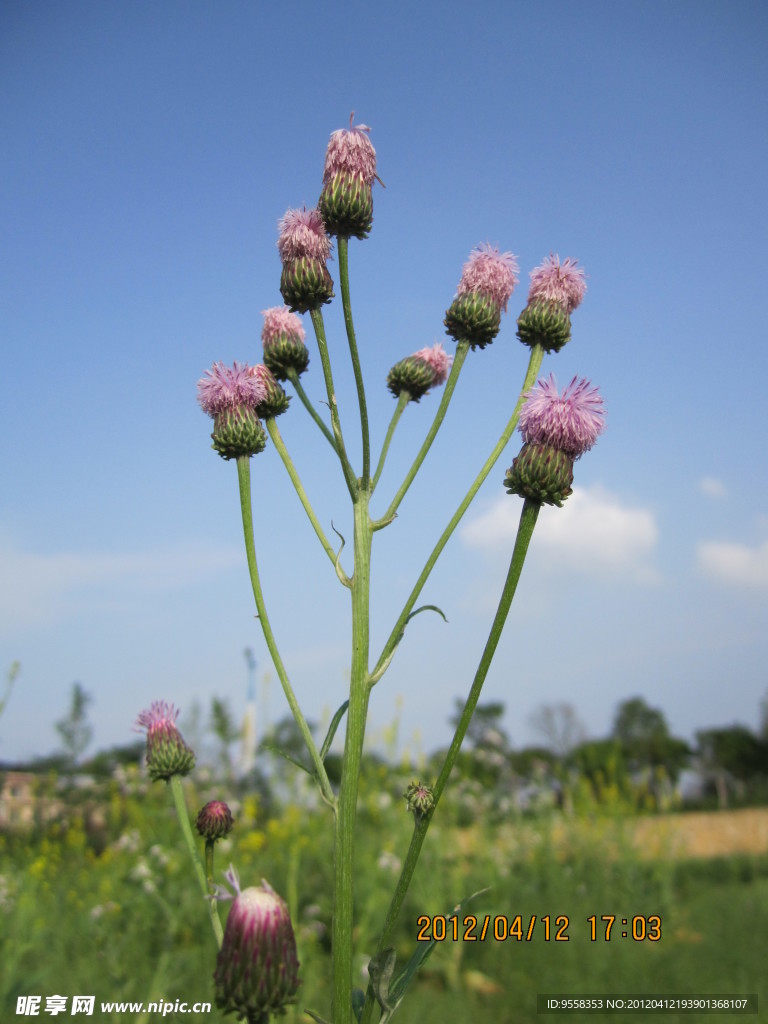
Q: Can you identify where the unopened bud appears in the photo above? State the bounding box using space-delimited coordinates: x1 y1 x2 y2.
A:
214 870 300 1023
504 443 574 507
404 780 435 819
196 801 234 842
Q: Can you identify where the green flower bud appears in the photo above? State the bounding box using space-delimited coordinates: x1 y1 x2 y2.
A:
504 442 574 507
318 172 373 239
404 780 435 819
211 406 268 461
444 291 502 350
386 356 436 402
280 256 334 314
516 301 572 353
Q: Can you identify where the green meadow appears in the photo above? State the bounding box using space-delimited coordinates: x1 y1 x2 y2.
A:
1 769 765 1023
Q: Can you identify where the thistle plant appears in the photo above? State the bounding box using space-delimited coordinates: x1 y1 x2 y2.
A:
136 117 606 1023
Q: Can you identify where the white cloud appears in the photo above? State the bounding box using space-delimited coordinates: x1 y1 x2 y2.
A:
0 532 242 629
698 477 727 498
461 485 659 582
697 538 768 587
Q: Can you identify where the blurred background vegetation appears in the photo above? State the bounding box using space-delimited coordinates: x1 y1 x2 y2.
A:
1 664 767 1022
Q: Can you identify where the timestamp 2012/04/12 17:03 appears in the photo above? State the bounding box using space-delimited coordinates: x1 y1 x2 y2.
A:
415 914 662 943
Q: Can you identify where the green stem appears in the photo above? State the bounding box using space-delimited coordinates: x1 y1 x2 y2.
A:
332 491 373 1024
204 839 216 889
360 498 541 1024
371 392 409 494
370 343 544 681
374 341 470 528
286 369 339 454
309 308 358 499
168 775 223 947
266 417 350 583
338 236 371 486
236 456 335 806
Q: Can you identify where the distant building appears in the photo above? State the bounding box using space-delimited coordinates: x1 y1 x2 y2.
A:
0 771 63 830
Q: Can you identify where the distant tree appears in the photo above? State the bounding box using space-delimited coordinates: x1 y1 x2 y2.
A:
696 725 767 807
611 696 689 782
85 740 145 778
55 682 93 766
446 700 512 789
759 690 768 742
508 746 559 776
530 702 586 757
449 699 509 749
570 738 628 798
261 713 318 771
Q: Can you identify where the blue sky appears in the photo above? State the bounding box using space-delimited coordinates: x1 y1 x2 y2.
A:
2 0 767 764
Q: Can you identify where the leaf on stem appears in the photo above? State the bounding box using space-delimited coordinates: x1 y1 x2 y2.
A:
259 742 312 776
331 521 351 587
367 947 397 1018
371 889 490 1023
369 605 447 687
320 700 349 761
405 604 448 626
304 1011 333 1024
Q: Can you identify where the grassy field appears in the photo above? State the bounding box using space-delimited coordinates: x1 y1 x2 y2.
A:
1 777 765 1023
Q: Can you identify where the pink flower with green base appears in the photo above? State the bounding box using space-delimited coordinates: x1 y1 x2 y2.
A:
505 376 605 506
528 254 587 315
517 254 587 353
197 362 268 460
519 375 605 458
136 701 196 782
414 342 452 386
319 114 377 239
444 244 519 349
213 866 300 1023
386 342 453 401
261 306 310 380
197 361 267 416
278 208 334 313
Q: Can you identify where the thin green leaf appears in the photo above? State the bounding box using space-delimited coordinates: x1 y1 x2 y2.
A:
304 1010 332 1024
367 947 397 1015
405 604 448 625
378 888 490 1022
259 743 312 775
320 700 350 761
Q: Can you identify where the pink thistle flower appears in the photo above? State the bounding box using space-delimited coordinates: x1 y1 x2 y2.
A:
213 864 300 1020
197 361 268 417
135 699 180 734
527 254 587 314
413 342 453 386
323 112 377 186
260 306 306 349
456 244 519 314
518 375 605 458
277 207 333 263
135 701 195 781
